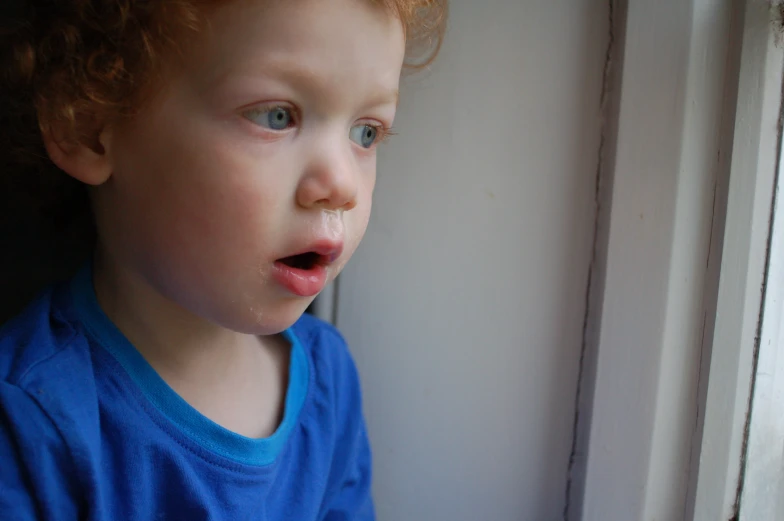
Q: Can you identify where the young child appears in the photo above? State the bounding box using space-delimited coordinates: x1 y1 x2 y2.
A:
0 0 446 519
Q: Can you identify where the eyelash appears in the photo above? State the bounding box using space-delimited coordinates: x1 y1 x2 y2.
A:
369 125 396 146
242 104 395 148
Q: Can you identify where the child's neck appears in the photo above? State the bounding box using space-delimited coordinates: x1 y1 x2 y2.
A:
92 250 290 439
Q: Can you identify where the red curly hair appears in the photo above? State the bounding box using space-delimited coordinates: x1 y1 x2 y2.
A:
0 0 447 215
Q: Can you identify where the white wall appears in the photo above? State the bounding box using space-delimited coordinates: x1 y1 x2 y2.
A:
335 1 609 518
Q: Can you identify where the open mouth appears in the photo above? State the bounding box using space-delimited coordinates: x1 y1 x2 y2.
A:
277 252 324 271
273 244 340 296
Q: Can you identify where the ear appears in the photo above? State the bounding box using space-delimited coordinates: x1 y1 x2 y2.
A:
41 124 113 186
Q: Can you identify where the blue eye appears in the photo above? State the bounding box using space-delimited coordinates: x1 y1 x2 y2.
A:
349 124 379 149
244 106 293 130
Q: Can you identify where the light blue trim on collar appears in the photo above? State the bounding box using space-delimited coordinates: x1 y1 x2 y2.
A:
70 265 309 467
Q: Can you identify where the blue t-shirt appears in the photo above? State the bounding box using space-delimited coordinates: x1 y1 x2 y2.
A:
0 267 374 520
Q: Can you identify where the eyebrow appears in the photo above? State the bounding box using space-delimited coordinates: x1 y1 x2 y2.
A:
244 58 401 108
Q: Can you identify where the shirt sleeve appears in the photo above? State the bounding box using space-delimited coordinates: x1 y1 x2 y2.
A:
321 416 375 521
309 322 375 521
0 380 81 520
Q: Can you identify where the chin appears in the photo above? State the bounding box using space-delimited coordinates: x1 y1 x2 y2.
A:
219 297 313 336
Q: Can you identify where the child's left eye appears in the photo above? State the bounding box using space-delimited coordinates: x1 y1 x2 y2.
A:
349 124 381 149
243 106 295 130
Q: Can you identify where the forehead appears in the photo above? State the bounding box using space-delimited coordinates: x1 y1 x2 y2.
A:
186 0 406 94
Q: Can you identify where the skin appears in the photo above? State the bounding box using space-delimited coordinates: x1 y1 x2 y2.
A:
43 0 406 438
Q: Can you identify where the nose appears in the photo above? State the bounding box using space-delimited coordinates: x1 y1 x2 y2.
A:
297 142 359 212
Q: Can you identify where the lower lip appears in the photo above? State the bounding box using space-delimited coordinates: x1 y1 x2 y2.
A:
272 262 328 297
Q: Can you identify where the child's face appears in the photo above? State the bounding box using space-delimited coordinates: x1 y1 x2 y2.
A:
93 0 406 334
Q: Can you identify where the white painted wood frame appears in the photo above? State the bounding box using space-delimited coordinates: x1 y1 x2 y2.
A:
691 1 784 520
578 0 784 520
737 97 784 520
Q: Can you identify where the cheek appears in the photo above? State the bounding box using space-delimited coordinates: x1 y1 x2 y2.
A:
110 125 283 263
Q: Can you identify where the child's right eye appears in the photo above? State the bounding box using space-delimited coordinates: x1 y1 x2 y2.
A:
242 106 295 130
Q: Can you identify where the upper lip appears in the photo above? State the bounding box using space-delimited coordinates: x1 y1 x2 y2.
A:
279 239 344 265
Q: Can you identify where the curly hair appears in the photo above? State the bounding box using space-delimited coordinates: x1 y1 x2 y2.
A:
0 0 448 217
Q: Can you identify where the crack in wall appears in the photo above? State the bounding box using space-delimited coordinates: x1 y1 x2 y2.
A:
683 19 740 514
562 1 617 519
679 4 747 516
683 310 710 520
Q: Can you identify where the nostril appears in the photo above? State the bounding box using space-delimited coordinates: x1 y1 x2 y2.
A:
296 169 358 211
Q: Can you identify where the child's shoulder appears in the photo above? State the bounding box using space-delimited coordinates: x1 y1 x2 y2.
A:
290 312 347 348
290 312 356 369
0 283 91 389
289 313 365 400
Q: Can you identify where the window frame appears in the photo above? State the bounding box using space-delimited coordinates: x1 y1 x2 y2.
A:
580 0 784 519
